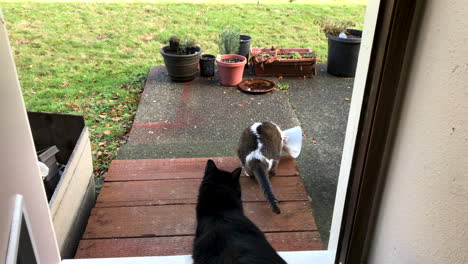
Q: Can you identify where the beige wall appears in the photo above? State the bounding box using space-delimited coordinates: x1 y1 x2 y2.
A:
368 0 468 263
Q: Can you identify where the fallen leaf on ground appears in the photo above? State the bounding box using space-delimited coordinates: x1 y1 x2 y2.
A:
96 34 108 40
112 117 121 121
344 98 350 101
311 137 317 144
16 39 29 45
103 130 111 135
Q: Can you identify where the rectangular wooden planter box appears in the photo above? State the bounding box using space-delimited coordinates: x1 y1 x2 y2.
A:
28 112 95 258
251 48 318 77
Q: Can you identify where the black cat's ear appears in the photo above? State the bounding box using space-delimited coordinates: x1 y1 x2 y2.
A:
231 167 242 181
205 159 218 175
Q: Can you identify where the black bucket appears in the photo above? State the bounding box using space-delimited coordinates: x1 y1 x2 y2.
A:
327 29 362 77
238 35 252 63
200 54 216 77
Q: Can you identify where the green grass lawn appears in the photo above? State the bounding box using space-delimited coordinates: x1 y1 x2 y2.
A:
0 0 366 180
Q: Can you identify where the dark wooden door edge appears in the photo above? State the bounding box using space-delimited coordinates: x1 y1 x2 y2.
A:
336 0 420 263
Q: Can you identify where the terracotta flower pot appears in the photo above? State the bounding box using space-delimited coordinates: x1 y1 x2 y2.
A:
216 54 247 86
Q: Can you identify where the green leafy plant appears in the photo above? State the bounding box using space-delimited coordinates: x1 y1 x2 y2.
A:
314 18 356 36
218 25 240 55
185 38 197 54
277 83 290 90
303 52 316 58
277 51 301 59
291 51 301 59
169 35 180 52
186 39 196 49
167 35 198 55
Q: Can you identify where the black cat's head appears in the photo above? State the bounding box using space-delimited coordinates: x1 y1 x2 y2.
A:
203 160 242 198
196 160 243 215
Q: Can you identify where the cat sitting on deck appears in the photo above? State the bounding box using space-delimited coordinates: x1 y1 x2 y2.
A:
192 160 287 264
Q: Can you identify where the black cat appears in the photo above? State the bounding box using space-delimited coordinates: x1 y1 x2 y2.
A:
192 160 287 264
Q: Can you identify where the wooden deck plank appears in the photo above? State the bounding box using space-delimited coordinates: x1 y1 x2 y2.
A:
75 231 323 258
96 176 309 207
76 156 322 259
105 156 299 181
83 201 316 239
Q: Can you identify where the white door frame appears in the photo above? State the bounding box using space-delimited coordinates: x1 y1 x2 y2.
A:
0 10 61 264
0 0 380 262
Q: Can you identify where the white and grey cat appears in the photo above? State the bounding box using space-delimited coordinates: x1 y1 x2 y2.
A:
237 122 286 214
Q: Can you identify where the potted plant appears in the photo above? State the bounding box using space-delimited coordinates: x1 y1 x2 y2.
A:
250 47 318 77
160 35 202 82
216 26 247 86
315 18 362 77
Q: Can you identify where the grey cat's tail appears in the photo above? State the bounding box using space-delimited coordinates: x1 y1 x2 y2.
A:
253 166 281 214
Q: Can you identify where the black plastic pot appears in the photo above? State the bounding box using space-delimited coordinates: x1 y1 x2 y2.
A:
327 29 362 77
160 45 202 82
238 35 252 63
199 54 216 77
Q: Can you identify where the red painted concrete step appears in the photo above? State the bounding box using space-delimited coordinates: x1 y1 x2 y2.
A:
105 156 299 182
83 201 317 239
96 176 309 207
75 231 323 259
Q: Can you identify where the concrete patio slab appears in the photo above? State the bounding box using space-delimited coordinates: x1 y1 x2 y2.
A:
117 64 354 247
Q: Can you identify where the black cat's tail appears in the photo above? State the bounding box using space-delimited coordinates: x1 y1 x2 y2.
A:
253 166 281 214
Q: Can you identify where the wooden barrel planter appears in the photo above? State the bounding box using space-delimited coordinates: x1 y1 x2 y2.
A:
251 48 318 77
